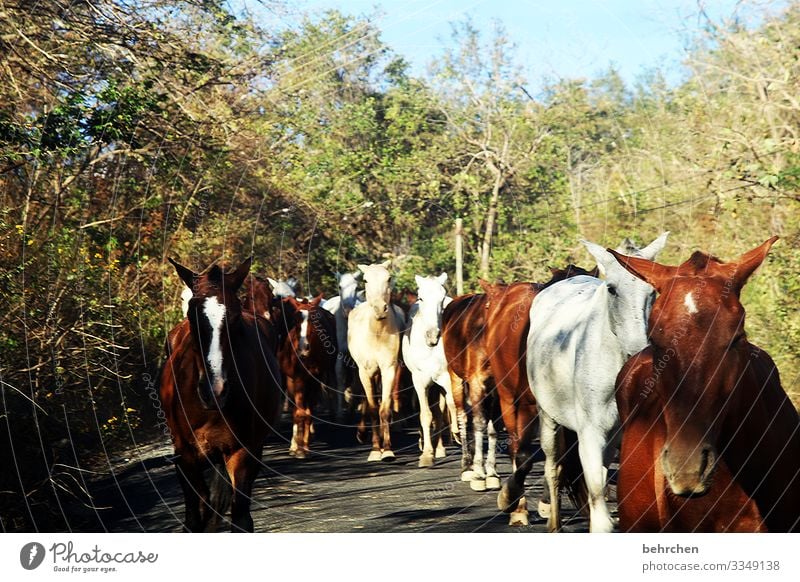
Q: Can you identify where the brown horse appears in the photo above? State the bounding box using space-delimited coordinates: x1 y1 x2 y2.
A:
241 274 279 353
441 289 501 491
160 257 282 532
488 265 596 525
611 236 800 532
277 294 337 458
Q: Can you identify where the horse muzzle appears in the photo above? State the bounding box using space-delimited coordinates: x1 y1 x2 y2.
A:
661 443 717 497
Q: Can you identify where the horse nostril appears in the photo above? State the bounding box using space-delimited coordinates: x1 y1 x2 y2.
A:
383 304 388 312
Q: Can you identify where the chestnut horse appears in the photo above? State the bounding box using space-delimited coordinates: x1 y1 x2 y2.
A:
612 236 800 532
278 294 337 458
160 257 282 532
489 264 597 525
441 289 501 491
241 274 279 353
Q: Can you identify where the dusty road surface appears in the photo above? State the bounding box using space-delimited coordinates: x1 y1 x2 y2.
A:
74 413 609 533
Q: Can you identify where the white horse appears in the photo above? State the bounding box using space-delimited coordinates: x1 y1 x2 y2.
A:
347 261 406 461
322 271 363 418
526 233 669 533
401 273 460 468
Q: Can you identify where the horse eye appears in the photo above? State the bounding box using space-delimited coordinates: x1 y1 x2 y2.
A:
607 285 617 296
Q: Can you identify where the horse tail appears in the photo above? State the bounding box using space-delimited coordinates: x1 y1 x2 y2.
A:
559 428 590 517
207 463 232 531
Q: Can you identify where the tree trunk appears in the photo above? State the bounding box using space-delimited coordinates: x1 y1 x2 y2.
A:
480 174 504 280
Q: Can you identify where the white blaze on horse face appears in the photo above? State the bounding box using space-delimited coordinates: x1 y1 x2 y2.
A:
684 292 698 315
203 296 226 394
299 310 310 354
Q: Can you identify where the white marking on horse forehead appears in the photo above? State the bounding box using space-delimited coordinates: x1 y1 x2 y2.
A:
203 297 226 381
299 310 309 345
684 292 698 315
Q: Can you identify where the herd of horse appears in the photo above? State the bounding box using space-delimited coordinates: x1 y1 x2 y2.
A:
158 234 800 533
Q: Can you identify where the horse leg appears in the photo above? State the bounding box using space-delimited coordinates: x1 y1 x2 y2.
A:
485 418 501 490
335 356 346 421
292 387 309 459
451 370 474 481
468 376 487 492
379 363 397 461
360 369 382 462
436 370 459 448
433 390 447 459
175 454 209 532
287 377 299 456
413 371 435 467
540 412 563 532
225 448 260 532
576 431 615 532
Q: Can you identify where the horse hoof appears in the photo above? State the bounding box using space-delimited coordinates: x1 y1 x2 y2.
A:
356 431 367 445
288 449 297 457
470 479 487 492
418 454 435 468
434 447 446 459
294 450 308 460
485 476 501 490
380 450 396 462
461 470 477 482
367 450 382 462
538 500 551 519
509 510 530 527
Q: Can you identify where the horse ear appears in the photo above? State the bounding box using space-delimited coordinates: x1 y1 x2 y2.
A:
310 293 324 307
607 249 676 293
226 257 252 292
357 264 370 274
353 270 362 281
581 240 617 278
286 295 300 309
638 232 670 261
477 278 492 293
437 272 448 285
727 236 778 292
335 272 342 282
169 258 196 290
267 277 279 290
380 259 391 270
414 275 424 288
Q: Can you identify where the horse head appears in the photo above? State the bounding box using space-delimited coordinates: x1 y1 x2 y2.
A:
242 274 275 321
414 273 448 346
336 270 362 316
610 236 778 497
582 232 669 359
286 294 323 358
170 256 252 410
358 260 392 320
267 276 297 299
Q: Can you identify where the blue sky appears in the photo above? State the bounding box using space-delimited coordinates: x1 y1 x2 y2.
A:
241 0 778 88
